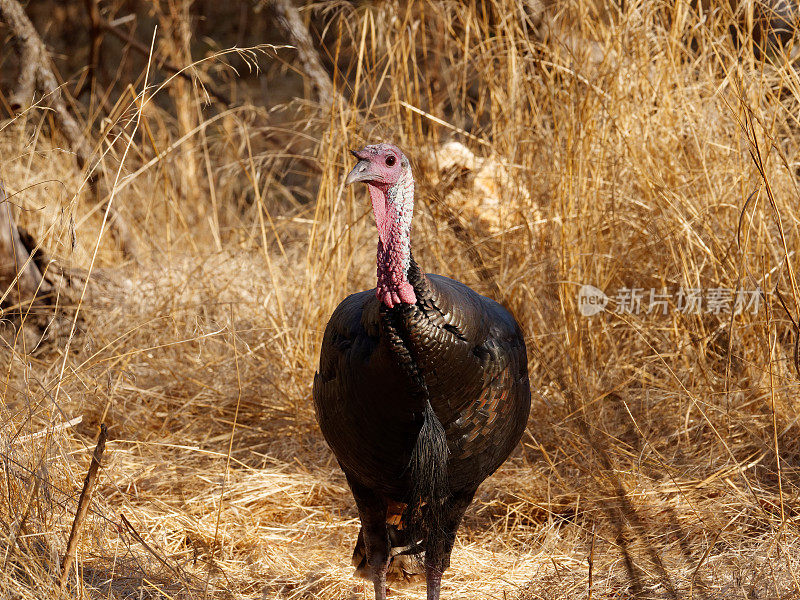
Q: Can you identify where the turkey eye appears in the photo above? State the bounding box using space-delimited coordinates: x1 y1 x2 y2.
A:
385 155 396 167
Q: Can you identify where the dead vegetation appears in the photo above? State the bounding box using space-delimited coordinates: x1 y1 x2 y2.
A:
2 0 800 598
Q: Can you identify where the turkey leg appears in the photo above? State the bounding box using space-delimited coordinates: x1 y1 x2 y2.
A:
424 489 476 600
347 475 391 600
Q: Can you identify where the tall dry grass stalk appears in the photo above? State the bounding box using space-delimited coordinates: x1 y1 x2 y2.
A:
2 0 800 597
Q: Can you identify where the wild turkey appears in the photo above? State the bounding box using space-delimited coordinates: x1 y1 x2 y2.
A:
313 143 531 600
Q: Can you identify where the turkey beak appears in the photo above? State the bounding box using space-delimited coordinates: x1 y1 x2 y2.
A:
345 156 374 186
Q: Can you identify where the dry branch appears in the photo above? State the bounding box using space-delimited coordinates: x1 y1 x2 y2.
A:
0 182 49 306
59 423 107 589
0 0 138 259
81 0 102 97
0 0 89 162
271 0 343 104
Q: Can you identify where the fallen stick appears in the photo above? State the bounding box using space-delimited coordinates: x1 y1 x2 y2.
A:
59 423 107 590
17 416 83 443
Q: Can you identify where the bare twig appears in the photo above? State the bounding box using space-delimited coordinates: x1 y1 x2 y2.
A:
59 423 107 589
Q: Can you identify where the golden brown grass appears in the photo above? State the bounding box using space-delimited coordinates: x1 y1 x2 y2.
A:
3 0 800 598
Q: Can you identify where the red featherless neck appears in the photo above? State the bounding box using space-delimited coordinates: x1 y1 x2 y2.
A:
368 170 416 308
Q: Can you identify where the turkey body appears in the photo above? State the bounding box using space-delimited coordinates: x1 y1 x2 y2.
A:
314 258 531 587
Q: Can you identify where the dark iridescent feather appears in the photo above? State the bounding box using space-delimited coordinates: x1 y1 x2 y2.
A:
313 256 531 583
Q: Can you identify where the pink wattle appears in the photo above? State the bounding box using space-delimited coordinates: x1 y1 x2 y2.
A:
367 183 416 308
376 240 416 308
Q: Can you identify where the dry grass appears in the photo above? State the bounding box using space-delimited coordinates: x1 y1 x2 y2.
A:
3 0 800 598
